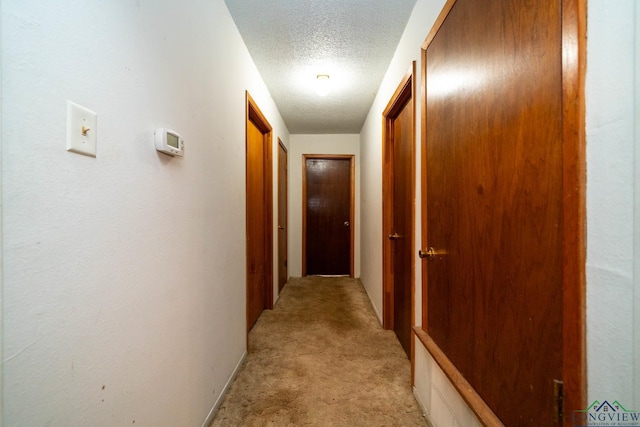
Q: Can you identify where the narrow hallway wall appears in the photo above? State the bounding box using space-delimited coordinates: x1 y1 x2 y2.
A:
1 1 289 425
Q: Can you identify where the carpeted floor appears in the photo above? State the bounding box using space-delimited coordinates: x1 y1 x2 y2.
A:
210 276 428 426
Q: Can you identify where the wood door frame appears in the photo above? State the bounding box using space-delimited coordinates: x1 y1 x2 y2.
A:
245 91 274 331
277 138 288 293
415 0 586 425
382 63 416 338
302 154 355 278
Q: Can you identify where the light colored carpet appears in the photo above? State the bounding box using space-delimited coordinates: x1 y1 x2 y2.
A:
210 276 428 426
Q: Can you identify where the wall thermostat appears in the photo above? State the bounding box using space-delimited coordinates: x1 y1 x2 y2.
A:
154 128 184 157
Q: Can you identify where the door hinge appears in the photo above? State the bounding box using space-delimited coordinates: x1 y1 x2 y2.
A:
553 379 564 424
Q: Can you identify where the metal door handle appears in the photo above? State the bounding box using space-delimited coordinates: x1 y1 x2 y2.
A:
388 233 401 240
344 221 350 227
278 225 285 230
419 247 447 260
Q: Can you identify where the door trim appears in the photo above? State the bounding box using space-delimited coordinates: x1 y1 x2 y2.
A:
560 0 587 420
417 0 586 425
382 63 416 338
277 138 288 293
245 91 273 332
302 154 355 278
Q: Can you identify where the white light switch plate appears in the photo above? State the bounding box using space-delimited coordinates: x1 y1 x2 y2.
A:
66 101 97 157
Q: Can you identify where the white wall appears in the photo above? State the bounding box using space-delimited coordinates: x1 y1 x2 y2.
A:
360 0 638 424
288 134 360 279
1 1 289 425
585 0 637 408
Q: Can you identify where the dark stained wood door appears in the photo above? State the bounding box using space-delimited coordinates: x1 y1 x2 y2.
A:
422 0 566 425
391 101 413 358
382 68 415 359
246 93 273 332
277 140 288 292
304 157 352 276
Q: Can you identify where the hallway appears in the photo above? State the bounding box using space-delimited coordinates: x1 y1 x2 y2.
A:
2 1 636 425
211 277 427 426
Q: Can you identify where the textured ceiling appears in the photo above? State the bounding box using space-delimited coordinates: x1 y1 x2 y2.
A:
224 0 417 134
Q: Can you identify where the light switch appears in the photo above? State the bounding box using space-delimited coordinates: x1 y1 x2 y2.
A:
66 101 97 157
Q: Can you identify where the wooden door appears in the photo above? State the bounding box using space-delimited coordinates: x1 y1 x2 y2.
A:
246 93 273 332
277 140 288 293
303 156 353 276
383 68 415 359
420 0 585 425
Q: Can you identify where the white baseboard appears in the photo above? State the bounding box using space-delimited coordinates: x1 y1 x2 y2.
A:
200 351 247 427
413 386 434 427
358 278 383 325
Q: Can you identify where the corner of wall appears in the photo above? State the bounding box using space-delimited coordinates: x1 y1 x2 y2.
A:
358 278 382 325
200 351 247 427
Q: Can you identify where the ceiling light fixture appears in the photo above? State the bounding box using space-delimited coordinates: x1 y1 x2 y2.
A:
315 74 330 96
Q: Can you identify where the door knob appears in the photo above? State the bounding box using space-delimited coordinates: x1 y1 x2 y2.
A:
419 247 447 260
388 233 401 240
278 225 285 230
344 221 350 227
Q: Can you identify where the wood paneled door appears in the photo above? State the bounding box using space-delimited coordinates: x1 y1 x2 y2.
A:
382 65 415 359
303 155 354 277
277 140 288 293
245 92 273 332
417 0 585 426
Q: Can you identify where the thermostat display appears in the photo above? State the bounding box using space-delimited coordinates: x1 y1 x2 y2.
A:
155 128 184 156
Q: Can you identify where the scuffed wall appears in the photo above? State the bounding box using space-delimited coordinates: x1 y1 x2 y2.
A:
1 0 288 424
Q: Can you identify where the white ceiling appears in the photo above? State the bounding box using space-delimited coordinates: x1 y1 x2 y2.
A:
224 0 418 134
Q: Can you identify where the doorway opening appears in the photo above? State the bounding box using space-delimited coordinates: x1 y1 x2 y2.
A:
277 139 289 293
245 92 273 332
382 64 416 359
